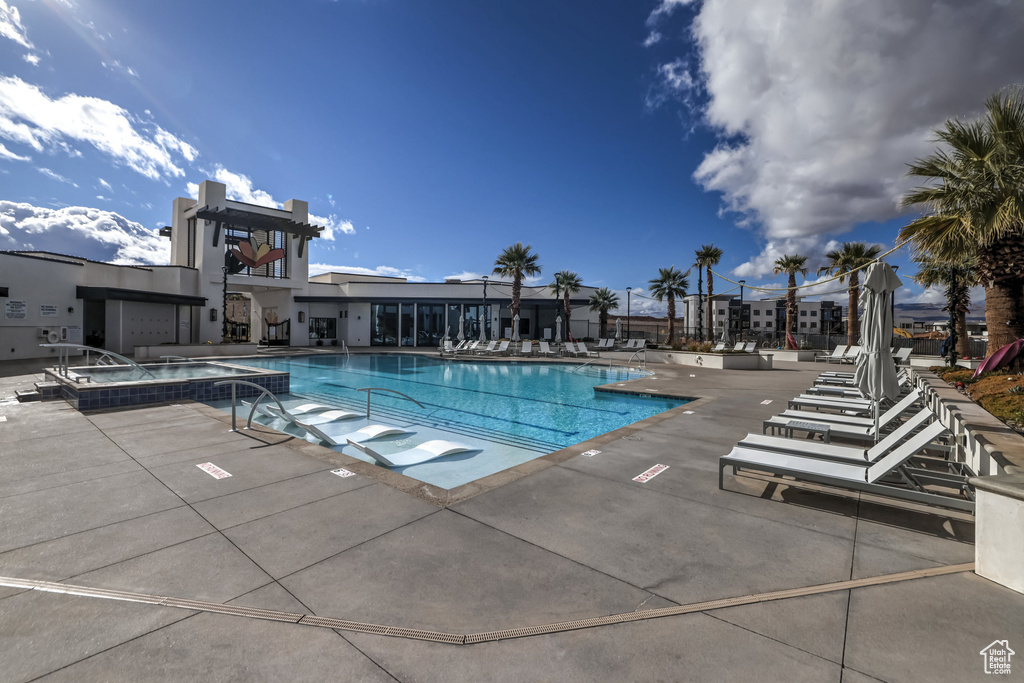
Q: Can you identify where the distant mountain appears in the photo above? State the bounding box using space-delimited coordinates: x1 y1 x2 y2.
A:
894 302 985 323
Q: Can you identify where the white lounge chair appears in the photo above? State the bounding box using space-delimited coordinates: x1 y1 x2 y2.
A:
815 345 849 363
596 339 614 349
458 340 480 355
538 341 555 357
520 340 533 356
242 400 359 425
563 341 578 356
296 421 411 447
476 341 497 355
732 342 745 352
770 390 921 429
839 345 863 364
719 420 974 511
743 342 756 353
743 408 934 462
487 340 510 356
763 393 925 443
893 347 912 365
574 342 599 357
348 438 475 467
712 342 726 352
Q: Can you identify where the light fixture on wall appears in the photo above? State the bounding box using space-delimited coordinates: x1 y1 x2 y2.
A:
209 308 218 322
67 306 74 314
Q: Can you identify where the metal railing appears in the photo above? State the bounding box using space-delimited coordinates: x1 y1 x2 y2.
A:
39 343 156 380
572 357 612 373
213 379 287 432
160 355 194 363
626 348 647 370
356 387 425 420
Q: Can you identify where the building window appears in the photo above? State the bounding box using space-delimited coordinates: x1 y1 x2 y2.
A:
800 321 807 328
309 317 336 340
753 321 760 329
766 321 773 328
718 309 725 316
810 322 817 329
717 321 724 327
800 310 807 316
811 310 818 317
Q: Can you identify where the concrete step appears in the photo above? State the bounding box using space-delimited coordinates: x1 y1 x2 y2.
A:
15 389 41 402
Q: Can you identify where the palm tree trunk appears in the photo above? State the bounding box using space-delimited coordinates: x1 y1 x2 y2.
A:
599 311 607 338
847 286 858 346
786 275 796 349
706 271 715 338
955 309 970 358
983 280 1023 354
512 277 521 320
667 295 676 344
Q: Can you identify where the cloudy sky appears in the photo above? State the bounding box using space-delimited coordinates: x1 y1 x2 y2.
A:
1 0 1021 314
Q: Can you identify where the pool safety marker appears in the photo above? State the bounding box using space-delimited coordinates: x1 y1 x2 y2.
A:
331 468 356 478
633 464 669 483
196 462 231 479
761 399 773 405
581 449 601 457
689 374 696 378
683 410 695 415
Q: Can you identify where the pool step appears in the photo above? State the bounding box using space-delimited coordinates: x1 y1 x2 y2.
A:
15 389 40 402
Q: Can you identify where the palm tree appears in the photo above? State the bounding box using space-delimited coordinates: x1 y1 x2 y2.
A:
900 87 1024 354
550 270 582 340
588 287 621 338
695 244 723 340
913 254 980 359
817 242 882 346
773 254 808 349
648 267 688 345
493 243 541 321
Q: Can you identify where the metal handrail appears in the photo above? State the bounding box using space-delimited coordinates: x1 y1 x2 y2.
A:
160 355 194 363
626 348 647 370
356 387 425 420
39 343 156 380
213 379 287 431
340 340 350 360
572 357 612 373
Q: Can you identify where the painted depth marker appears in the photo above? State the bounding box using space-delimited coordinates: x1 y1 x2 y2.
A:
760 399 773 405
683 410 695 415
196 462 231 479
633 464 669 483
581 449 601 457
331 468 356 478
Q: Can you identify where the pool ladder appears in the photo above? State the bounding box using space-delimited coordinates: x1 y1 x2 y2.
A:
214 379 289 432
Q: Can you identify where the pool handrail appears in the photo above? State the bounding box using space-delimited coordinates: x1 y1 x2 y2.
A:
626 348 647 370
572 357 612 373
356 387 425 419
213 379 288 431
160 355 194 363
39 343 156 380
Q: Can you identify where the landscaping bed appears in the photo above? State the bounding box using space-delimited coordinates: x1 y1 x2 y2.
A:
932 365 1024 434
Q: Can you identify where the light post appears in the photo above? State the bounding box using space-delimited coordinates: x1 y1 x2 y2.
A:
482 276 489 340
626 287 632 340
696 264 704 342
738 279 746 342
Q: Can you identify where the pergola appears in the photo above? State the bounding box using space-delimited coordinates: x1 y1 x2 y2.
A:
193 205 323 258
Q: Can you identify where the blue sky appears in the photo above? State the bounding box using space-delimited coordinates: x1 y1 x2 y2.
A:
1 0 1022 315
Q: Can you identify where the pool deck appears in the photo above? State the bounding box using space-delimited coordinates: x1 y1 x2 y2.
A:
1 350 1021 681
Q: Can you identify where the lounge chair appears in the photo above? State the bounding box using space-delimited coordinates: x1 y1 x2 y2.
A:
520 340 533 356
458 340 480 355
538 341 555 357
732 342 745 352
839 345 862 364
742 407 934 462
712 342 726 352
487 340 510 356
768 390 921 428
296 421 410 447
475 341 497 355
620 339 644 351
574 342 599 357
815 346 849 363
719 420 974 511
743 342 756 353
893 347 912 365
242 400 360 425
785 395 876 416
348 438 475 467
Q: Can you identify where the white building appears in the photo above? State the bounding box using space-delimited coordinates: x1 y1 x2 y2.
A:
682 293 845 339
1 180 599 361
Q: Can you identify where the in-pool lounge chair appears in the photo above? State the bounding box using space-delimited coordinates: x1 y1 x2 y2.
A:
719 420 974 511
348 438 475 467
242 400 361 425
295 420 410 447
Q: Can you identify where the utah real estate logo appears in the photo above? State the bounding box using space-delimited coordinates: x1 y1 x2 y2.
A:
980 640 1014 675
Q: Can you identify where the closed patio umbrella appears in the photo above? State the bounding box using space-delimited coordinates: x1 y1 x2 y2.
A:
479 314 487 342
511 314 520 342
853 261 903 440
555 315 562 343
615 318 622 342
457 313 465 342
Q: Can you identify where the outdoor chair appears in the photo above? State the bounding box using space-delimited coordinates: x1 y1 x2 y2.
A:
815 346 849 363
348 438 476 467
893 347 912 365
839 345 863 363
475 341 498 355
296 421 411 447
743 342 756 353
487 340 510 355
712 342 726 352
520 340 533 356
538 341 555 357
719 420 974 512
574 342 599 357
242 400 361 425
763 391 924 442
770 390 922 430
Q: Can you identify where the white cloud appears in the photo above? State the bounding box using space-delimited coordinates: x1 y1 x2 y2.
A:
0 76 197 180
188 166 352 241
0 200 169 264
0 1 32 49
21 52 38 66
643 31 662 48
0 141 29 161
37 166 77 187
97 178 112 191
648 0 696 23
651 0 1024 275
101 60 137 78
307 262 426 282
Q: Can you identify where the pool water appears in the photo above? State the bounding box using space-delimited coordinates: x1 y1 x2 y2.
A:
70 362 255 384
228 354 690 489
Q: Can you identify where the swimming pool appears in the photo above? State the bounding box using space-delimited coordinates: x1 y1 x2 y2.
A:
229 354 690 489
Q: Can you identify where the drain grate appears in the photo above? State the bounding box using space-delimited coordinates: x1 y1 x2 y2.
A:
0 562 974 645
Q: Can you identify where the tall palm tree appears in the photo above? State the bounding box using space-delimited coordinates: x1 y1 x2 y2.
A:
588 287 621 338
900 87 1024 354
493 243 541 321
695 244 723 340
913 254 980 359
648 267 688 345
817 242 882 346
550 270 582 340
773 254 808 349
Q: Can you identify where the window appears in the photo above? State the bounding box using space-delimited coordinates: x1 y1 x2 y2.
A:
811 310 818 317
766 321 773 328
371 303 398 345
753 321 760 329
309 317 336 340
718 309 725 315
810 322 817 329
800 321 807 328
753 310 760 316
800 310 807 316
717 321 724 327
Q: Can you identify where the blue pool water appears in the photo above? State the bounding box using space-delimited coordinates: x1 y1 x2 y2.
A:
227 354 690 489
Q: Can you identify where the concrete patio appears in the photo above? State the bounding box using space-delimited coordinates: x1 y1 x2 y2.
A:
1 353 1021 681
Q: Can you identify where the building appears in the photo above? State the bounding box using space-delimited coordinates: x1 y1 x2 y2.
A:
0 180 599 361
682 294 845 340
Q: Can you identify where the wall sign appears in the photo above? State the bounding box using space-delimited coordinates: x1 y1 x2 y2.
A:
5 300 26 319
40 305 58 317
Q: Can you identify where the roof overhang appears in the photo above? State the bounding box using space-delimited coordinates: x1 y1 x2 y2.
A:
77 286 206 307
